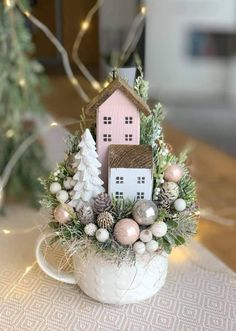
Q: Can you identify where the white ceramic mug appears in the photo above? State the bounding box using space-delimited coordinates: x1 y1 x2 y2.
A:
36 232 168 304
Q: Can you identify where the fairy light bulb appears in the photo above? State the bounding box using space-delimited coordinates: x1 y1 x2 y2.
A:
6 129 15 138
81 21 90 31
18 78 26 87
24 10 31 17
103 81 109 88
3 229 11 235
91 80 101 91
141 6 147 15
50 122 58 127
71 77 78 86
4 0 13 8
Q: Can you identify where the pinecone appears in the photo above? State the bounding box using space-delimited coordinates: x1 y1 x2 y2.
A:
93 193 112 214
155 182 179 209
77 204 94 224
97 212 114 230
65 153 77 175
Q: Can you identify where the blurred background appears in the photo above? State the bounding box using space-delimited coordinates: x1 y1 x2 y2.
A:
0 0 235 271
30 0 236 155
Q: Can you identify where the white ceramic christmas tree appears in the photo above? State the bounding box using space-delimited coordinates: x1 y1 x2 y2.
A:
69 129 104 209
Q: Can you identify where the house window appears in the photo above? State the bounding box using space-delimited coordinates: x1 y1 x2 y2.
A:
103 116 111 124
137 192 145 200
103 134 112 142
116 176 124 184
125 134 133 141
115 192 123 199
125 116 133 124
137 177 145 184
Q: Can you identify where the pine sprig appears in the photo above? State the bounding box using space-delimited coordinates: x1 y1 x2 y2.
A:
134 67 149 102
111 197 135 222
178 173 197 206
140 103 164 146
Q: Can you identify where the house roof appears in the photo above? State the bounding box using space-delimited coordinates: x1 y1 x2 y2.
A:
108 145 153 169
84 76 151 116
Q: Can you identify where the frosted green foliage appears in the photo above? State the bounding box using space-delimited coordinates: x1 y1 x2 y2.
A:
134 67 149 102
0 1 47 130
0 1 48 207
140 103 165 146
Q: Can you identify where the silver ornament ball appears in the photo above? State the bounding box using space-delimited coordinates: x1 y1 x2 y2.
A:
132 200 158 226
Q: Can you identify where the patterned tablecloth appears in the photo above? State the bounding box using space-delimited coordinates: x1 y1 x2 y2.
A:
0 206 235 331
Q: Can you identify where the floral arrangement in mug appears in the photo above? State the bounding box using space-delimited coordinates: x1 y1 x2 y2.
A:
40 70 199 263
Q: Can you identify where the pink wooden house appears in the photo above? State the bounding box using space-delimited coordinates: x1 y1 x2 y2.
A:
85 76 151 188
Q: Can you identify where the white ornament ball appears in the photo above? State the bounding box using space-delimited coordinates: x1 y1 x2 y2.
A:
133 241 146 255
84 223 97 236
96 228 109 242
146 240 159 253
174 198 186 211
70 179 76 187
50 182 61 194
139 229 153 243
63 177 73 190
56 190 69 203
151 222 168 238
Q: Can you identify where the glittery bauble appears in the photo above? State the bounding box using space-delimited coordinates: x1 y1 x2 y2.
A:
151 222 167 238
132 200 158 226
174 198 186 211
146 240 159 253
114 218 140 245
50 182 61 194
164 164 183 182
139 229 153 243
84 223 97 236
133 241 146 255
96 228 109 242
54 204 73 224
56 190 69 203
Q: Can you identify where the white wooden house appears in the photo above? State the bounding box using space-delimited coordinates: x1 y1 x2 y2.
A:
108 145 153 200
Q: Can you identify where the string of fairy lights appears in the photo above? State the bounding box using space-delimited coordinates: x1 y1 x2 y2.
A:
18 0 147 98
1 0 148 206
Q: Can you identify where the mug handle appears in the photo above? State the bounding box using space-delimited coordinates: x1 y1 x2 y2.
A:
36 232 77 285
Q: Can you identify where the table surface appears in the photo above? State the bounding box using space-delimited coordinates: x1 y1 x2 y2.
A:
0 206 234 331
44 75 236 271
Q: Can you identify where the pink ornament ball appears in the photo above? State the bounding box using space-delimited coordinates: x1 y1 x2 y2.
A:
54 204 73 224
114 218 140 246
164 164 183 182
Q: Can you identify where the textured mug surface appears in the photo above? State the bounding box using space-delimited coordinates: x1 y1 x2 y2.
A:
73 251 168 304
36 233 168 305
